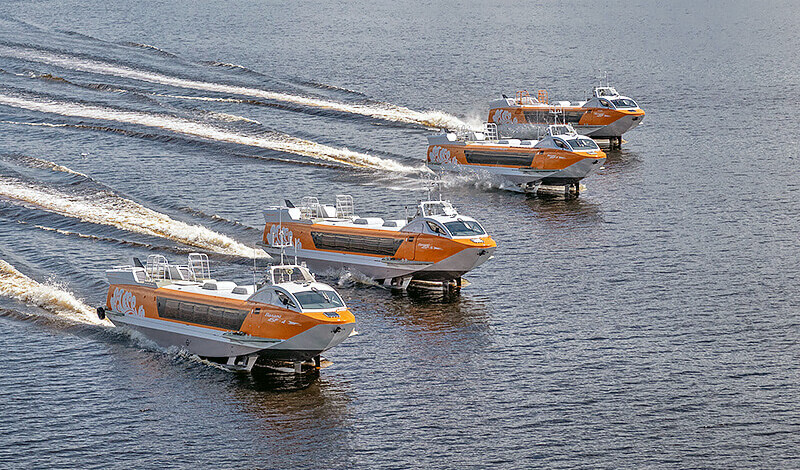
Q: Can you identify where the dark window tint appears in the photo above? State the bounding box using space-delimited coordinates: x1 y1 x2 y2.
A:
566 138 598 150
311 232 403 256
611 98 638 108
294 289 344 310
523 110 585 124
157 297 248 331
425 221 448 236
444 220 485 236
554 139 570 150
464 150 534 167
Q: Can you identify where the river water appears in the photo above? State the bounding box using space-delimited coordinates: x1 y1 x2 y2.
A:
0 1 798 468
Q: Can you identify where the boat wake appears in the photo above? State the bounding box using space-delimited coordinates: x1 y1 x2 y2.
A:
2 154 88 178
0 92 418 172
16 221 195 254
0 43 470 130
0 175 267 258
436 171 525 193
0 258 104 325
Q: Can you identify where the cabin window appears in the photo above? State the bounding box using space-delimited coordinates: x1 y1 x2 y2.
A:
276 291 297 309
179 302 195 322
425 221 448 236
566 138 599 151
463 150 534 167
598 99 614 109
164 299 180 318
311 231 403 256
554 139 569 150
521 110 585 125
444 220 486 237
294 289 345 310
610 98 638 109
400 220 425 233
157 297 248 331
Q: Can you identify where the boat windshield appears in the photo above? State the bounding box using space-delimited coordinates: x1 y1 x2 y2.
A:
611 98 638 109
444 220 486 237
566 138 599 151
294 289 345 310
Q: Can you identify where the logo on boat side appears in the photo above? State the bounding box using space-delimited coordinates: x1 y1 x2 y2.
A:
492 109 519 125
110 287 145 317
266 224 302 250
418 243 443 251
429 146 456 165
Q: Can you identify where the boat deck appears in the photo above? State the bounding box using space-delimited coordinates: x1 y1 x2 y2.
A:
159 280 255 301
302 217 409 231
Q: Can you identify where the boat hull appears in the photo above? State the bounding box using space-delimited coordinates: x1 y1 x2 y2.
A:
107 310 354 363
260 244 494 283
428 156 605 190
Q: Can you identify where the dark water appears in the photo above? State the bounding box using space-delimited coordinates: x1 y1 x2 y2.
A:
1 1 798 468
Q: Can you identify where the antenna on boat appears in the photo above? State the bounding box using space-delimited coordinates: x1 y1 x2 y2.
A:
252 243 258 289
595 71 610 88
279 208 285 266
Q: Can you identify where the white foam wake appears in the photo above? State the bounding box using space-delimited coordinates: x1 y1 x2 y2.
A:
0 44 470 129
0 259 104 324
6 154 88 177
0 93 417 171
0 176 267 258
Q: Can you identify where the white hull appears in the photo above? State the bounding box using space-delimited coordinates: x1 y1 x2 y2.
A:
428 157 604 190
107 310 354 366
259 244 493 283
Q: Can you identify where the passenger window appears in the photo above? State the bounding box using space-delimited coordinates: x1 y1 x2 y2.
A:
276 291 296 308
425 221 447 236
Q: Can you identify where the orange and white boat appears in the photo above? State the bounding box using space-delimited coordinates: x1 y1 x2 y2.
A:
98 253 355 372
426 123 606 192
487 86 645 141
260 195 496 289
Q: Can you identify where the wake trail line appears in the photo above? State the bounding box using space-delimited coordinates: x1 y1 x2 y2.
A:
0 92 417 172
0 44 471 129
0 259 104 325
0 175 267 258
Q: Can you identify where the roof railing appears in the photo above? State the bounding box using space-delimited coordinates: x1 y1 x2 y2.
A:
547 123 577 136
335 195 354 219
515 90 539 105
145 254 171 281
537 89 548 104
267 264 315 285
299 196 321 219
420 200 458 218
483 122 498 140
188 253 211 281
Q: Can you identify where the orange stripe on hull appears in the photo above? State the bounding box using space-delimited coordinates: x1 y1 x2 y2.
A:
488 106 644 127
262 221 495 264
106 284 354 341
427 144 605 171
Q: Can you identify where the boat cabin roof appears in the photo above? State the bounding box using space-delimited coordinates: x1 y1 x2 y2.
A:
107 255 345 310
264 195 483 238
593 86 619 97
